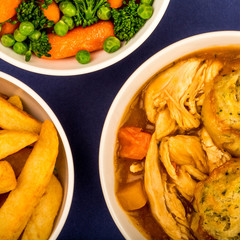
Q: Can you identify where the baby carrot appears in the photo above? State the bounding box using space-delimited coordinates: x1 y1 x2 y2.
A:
107 0 124 8
41 0 60 24
0 0 22 23
43 21 115 60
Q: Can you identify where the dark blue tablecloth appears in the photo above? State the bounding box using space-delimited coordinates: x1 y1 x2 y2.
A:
1 0 240 239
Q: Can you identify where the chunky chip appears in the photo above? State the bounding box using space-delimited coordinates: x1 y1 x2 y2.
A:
0 130 38 160
0 96 42 133
7 95 23 110
4 148 32 178
22 174 63 240
0 161 17 194
0 120 59 240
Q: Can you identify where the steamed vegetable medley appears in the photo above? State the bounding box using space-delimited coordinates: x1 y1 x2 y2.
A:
0 0 154 63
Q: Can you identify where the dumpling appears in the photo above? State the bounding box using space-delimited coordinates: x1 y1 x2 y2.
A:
194 159 240 240
202 70 240 157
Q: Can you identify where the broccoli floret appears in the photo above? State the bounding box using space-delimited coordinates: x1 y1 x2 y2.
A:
111 0 146 42
41 0 53 10
72 0 110 28
16 0 54 30
25 32 52 62
14 0 53 61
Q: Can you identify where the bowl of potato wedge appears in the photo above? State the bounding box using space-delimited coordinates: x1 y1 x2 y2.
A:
0 71 74 239
0 0 169 76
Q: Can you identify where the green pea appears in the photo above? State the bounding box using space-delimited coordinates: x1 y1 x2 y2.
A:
14 29 27 42
13 42 28 55
140 0 153 5
137 4 153 19
61 16 75 30
29 30 41 41
97 6 112 20
59 1 76 17
103 36 121 53
75 50 91 64
1 34 15 47
19 21 35 36
54 20 68 36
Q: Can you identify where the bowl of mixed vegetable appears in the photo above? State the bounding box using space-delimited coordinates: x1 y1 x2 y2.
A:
0 0 170 76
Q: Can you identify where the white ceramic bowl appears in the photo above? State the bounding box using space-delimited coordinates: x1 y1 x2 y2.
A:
0 0 170 76
99 31 240 239
0 71 74 240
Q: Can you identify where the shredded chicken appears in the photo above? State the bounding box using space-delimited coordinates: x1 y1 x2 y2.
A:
175 167 197 202
168 135 209 174
155 108 178 141
190 212 201 238
144 133 192 240
199 128 231 172
183 165 208 181
144 58 223 131
163 179 189 229
159 135 208 201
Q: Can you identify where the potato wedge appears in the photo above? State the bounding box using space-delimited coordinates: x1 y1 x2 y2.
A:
0 96 42 133
0 93 8 100
0 193 9 208
8 95 23 110
0 120 59 240
0 161 17 194
4 148 32 178
22 174 63 240
0 130 38 160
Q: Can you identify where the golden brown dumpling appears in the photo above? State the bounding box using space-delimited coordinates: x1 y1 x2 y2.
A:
194 159 240 240
202 70 240 157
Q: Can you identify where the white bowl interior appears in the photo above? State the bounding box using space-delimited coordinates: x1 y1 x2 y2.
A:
0 0 170 76
0 71 74 240
99 31 240 240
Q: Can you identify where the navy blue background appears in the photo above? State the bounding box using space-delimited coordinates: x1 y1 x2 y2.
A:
1 0 240 239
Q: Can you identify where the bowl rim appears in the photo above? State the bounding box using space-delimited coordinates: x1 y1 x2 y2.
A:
99 30 240 239
0 0 170 76
0 71 74 240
